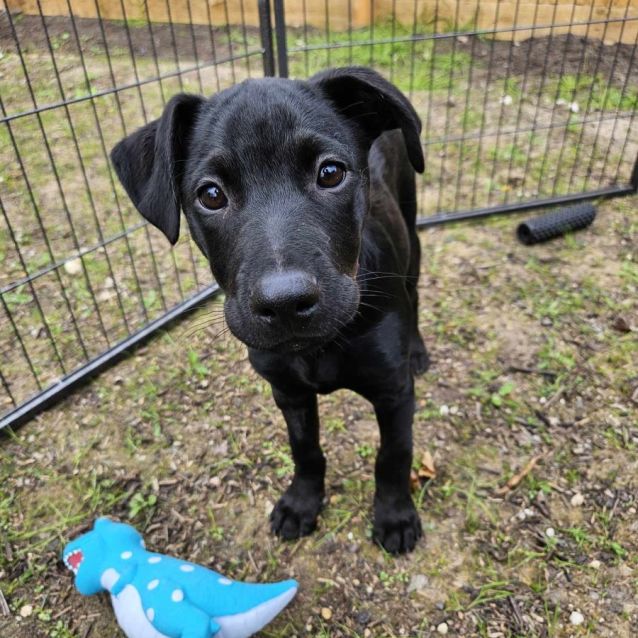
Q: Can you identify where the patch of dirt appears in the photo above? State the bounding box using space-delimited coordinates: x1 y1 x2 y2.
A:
1 195 636 638
0 12 261 63
471 33 638 87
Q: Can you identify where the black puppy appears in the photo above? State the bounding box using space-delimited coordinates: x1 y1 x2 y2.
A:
111 67 429 554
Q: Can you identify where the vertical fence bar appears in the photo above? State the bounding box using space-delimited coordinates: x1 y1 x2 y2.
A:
258 0 276 77
273 0 289 78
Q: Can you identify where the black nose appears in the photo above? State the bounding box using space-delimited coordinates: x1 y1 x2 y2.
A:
251 271 320 324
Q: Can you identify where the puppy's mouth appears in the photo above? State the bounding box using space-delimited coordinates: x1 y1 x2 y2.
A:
266 335 330 354
236 331 335 354
64 549 84 575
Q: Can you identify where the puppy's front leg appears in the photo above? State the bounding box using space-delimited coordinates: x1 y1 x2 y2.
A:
372 386 422 554
269 388 325 540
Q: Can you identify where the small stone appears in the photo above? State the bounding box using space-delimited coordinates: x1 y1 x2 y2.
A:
437 622 449 634
590 559 601 569
541 316 553 327
19 605 33 618
612 316 631 333
617 564 633 578
64 258 82 275
570 610 584 625
545 527 555 538
407 574 429 593
570 493 585 507
516 507 535 521
320 607 333 621
356 610 371 625
439 405 450 417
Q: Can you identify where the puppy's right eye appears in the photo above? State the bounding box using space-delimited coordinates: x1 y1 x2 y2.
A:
317 162 346 189
197 183 228 210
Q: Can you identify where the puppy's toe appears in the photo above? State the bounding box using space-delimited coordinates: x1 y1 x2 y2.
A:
373 502 423 554
270 491 321 540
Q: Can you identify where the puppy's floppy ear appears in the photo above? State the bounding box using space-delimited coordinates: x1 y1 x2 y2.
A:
309 66 424 173
110 93 205 245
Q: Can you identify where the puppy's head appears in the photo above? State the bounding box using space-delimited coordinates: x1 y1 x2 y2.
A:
111 67 423 352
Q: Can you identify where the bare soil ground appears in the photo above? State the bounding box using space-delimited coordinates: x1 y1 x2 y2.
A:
1 195 636 638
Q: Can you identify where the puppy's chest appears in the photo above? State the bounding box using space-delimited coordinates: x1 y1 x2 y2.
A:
294 350 346 394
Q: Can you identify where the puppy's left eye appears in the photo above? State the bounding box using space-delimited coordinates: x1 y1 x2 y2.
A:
317 162 346 189
197 183 228 210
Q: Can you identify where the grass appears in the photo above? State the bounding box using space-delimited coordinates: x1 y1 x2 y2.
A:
4 267 637 634
555 73 638 112
289 20 473 93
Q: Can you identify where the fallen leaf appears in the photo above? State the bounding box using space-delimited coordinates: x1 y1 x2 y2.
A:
495 454 543 496
411 451 436 491
418 450 436 479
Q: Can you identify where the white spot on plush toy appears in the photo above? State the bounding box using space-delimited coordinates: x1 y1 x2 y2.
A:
121 551 132 560
218 577 232 586
147 580 159 591
180 565 194 573
171 589 184 603
148 556 161 564
146 608 154 622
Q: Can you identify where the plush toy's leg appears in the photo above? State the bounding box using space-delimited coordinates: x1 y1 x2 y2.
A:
178 608 219 638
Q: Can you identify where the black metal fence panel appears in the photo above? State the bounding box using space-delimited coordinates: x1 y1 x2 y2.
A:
1 0 637 429
275 0 638 223
0 1 266 427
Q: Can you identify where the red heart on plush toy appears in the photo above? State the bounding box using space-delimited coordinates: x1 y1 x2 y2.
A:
68 550 83 571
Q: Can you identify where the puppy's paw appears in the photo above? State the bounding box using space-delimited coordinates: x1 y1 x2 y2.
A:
373 499 422 554
410 335 430 376
270 485 323 540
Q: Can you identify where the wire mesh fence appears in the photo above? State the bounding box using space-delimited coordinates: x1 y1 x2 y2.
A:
0 0 268 426
277 0 638 221
1 0 637 429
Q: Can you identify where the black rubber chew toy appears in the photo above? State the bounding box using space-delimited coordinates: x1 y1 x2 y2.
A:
517 203 597 245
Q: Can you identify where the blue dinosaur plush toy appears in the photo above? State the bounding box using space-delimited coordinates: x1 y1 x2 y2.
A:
62 518 298 638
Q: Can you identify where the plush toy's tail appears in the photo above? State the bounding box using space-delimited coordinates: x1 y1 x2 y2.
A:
213 580 298 638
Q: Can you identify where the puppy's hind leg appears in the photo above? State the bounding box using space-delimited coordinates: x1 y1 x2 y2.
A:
399 173 430 376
